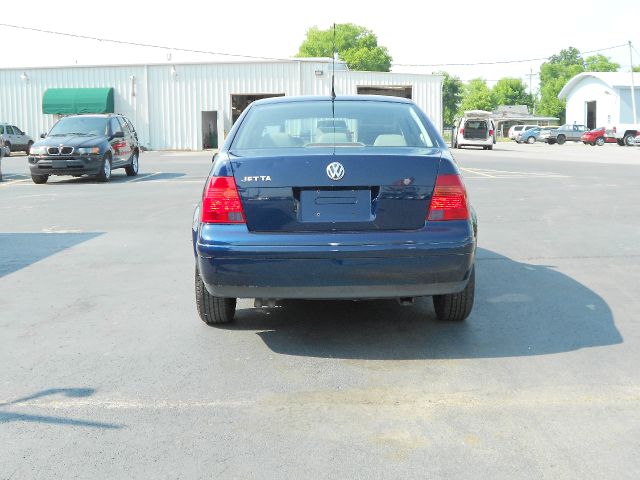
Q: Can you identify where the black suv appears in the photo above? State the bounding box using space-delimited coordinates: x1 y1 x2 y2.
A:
28 114 140 184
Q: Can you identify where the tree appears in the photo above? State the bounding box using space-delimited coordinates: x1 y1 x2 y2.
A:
633 66 640 73
296 24 392 72
458 79 495 114
436 71 463 126
584 54 619 72
491 77 533 109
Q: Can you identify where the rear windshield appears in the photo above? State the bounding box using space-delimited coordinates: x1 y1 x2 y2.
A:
231 100 437 150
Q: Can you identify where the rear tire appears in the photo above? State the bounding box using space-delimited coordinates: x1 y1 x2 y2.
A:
556 135 566 145
487 145 493 150
195 266 236 324
623 133 635 146
125 151 139 176
433 267 475 322
548 139 556 145
31 174 49 184
617 139 625 146
4 142 11 157
527 136 535 144
595 137 605 146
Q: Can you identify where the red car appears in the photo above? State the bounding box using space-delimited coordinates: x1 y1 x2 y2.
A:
581 127 617 146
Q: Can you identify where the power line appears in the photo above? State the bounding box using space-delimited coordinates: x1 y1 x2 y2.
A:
392 43 628 67
0 22 291 62
0 23 631 69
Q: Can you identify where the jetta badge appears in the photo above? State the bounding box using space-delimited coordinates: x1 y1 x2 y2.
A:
326 162 345 181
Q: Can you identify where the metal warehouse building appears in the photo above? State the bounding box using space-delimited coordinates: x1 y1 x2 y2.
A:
0 59 443 151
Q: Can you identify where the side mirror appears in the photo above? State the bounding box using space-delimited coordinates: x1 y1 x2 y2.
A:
40 133 47 139
112 131 125 139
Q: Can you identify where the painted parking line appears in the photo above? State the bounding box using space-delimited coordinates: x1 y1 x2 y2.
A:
460 167 569 179
0 178 31 188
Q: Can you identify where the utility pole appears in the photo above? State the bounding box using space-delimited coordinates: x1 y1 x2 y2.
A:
630 41 637 123
526 68 538 115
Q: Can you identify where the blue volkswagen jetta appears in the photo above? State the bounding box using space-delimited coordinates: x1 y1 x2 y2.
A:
192 96 477 324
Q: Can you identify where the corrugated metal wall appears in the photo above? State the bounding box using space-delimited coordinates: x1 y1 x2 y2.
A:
0 61 442 150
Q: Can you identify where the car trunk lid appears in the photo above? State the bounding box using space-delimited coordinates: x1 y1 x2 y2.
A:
229 147 442 232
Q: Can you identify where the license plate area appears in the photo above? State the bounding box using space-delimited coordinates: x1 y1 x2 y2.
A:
299 187 373 223
52 160 67 169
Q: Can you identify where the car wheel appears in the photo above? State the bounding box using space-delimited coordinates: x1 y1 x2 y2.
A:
4 142 11 157
125 151 139 176
96 154 112 182
623 133 635 146
433 267 475 322
617 139 625 146
548 139 556 145
25 141 34 154
31 174 49 184
487 145 493 150
557 135 566 145
195 265 236 324
527 136 536 144
595 137 605 146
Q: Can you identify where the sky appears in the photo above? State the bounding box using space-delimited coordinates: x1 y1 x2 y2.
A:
1 0 639 92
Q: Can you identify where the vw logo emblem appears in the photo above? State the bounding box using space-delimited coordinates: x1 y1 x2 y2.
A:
326 162 345 181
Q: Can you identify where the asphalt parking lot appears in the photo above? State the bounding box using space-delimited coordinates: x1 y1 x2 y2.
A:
1 142 639 479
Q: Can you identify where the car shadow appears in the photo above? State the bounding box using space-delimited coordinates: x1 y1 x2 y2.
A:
45 172 186 185
0 388 122 429
0 232 104 277
216 248 621 360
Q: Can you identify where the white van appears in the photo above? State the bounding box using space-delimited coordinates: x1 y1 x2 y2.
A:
453 111 496 150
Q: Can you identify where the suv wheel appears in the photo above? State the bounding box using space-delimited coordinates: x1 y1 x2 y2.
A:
125 151 139 176
4 142 10 157
31 174 49 184
195 266 236 324
96 154 112 182
556 135 566 145
433 267 475 322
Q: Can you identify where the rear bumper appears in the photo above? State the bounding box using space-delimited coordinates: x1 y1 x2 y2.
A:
459 138 492 146
195 223 476 300
28 155 103 176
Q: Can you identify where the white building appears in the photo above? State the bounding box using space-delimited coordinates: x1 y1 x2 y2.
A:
558 72 640 129
0 59 443 150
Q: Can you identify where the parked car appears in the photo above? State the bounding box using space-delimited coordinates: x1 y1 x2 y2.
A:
516 126 558 144
0 123 34 156
606 123 639 146
508 124 538 140
453 111 496 150
547 124 589 144
193 95 477 324
580 127 617 146
27 114 140 184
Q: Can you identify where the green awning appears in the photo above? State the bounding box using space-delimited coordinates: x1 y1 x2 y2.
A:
42 88 115 115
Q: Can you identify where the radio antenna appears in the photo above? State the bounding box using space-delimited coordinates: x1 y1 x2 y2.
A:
331 23 336 101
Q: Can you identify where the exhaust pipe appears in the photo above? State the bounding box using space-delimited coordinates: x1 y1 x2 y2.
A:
397 297 415 306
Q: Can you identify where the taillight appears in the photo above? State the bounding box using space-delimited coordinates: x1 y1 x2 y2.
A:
460 128 464 135
427 174 469 221
489 129 494 136
201 176 245 224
